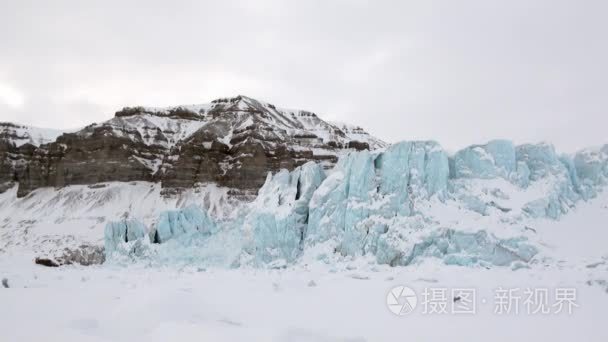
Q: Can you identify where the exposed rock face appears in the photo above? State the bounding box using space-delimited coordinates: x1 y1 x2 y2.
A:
1 96 385 197
0 122 68 191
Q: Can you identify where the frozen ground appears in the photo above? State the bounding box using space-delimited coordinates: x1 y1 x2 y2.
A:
1 256 607 341
1 190 607 341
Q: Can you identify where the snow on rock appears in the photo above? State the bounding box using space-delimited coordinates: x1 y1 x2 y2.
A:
330 121 387 150
0 122 68 147
82 113 210 149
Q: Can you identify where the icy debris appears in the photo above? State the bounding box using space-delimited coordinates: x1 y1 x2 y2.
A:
403 229 537 267
151 227 244 268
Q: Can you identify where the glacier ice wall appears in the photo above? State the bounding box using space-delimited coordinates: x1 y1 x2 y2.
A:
104 205 220 262
104 219 147 253
450 139 531 187
306 141 450 258
452 140 517 179
104 141 608 268
155 205 217 243
244 162 325 264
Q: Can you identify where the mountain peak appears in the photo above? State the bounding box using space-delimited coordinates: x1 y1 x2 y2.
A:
210 94 255 103
107 96 386 150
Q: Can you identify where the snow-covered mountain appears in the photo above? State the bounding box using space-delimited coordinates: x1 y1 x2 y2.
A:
0 95 386 197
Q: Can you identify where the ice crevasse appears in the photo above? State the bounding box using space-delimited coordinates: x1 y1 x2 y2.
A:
104 140 608 268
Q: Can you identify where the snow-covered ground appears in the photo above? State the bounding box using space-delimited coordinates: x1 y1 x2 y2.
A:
1 256 606 341
1 190 607 342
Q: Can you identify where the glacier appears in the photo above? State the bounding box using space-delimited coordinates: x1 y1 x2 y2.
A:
155 205 217 243
244 162 325 265
104 219 147 254
103 140 608 269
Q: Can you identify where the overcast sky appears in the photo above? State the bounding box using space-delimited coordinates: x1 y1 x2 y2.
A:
1 0 606 152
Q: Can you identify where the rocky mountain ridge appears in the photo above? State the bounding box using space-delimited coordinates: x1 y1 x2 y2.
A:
0 95 385 197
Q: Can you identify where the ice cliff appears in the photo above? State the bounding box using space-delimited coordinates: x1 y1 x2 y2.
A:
105 140 608 268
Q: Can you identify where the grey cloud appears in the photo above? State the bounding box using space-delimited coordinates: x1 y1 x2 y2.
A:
0 0 606 152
